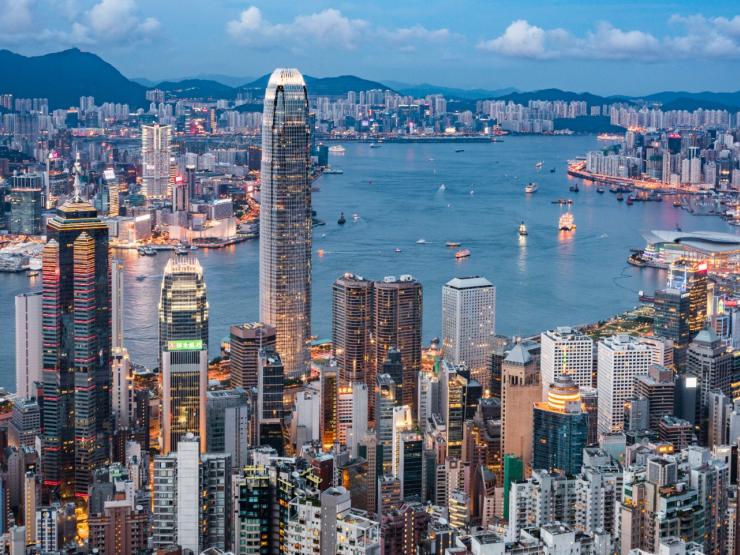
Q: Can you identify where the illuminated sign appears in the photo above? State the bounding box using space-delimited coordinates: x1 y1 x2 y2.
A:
103 169 116 181
697 262 708 272
167 339 203 351
175 175 183 184
685 376 698 388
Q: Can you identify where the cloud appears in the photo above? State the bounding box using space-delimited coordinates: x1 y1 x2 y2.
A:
479 16 740 61
0 0 159 47
227 6 453 52
0 0 34 35
228 6 368 50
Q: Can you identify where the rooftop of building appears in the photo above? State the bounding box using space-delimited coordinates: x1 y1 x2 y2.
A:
643 229 740 254
444 275 493 289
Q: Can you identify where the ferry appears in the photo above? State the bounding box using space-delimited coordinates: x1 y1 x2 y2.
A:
338 212 346 225
627 253 647 267
446 241 461 248
324 167 344 175
524 182 538 194
559 211 576 231
455 248 471 259
138 246 156 256
518 222 528 236
535 161 544 169
329 145 346 154
597 133 624 141
27 270 40 277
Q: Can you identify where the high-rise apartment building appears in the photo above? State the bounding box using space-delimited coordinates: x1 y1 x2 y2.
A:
229 322 276 389
159 256 209 453
259 68 312 378
15 291 42 399
373 275 423 410
540 326 594 392
257 349 285 453
332 273 373 387
442 276 495 392
141 123 172 199
634 364 676 430
41 193 111 500
597 335 652 435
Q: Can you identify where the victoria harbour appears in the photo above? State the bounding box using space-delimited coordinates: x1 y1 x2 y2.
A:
1 135 733 384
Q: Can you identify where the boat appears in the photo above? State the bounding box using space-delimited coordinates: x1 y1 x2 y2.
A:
175 245 188 255
518 221 528 236
370 143 382 149
626 196 634 206
395 248 402 253
138 246 156 256
558 211 576 231
27 270 40 277
328 145 346 154
439 184 446 191
550 168 555 173
352 213 360 222
569 183 579 192
455 149 465 153
446 241 461 248
338 212 346 225
524 182 538 194
535 161 544 169
596 187 605 193
323 167 344 175
672 200 681 207
190 245 199 251
416 239 427 244
136 275 146 282
616 193 624 202
627 253 647 267
455 248 471 259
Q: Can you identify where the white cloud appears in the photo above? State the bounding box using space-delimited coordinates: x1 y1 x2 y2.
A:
0 0 34 34
0 0 160 47
228 6 368 50
227 6 453 52
479 16 740 61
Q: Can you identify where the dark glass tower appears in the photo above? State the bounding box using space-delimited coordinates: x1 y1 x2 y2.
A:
42 195 111 501
532 375 589 475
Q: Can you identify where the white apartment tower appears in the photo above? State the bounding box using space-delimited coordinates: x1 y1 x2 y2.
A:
442 276 495 391
141 123 172 199
597 335 652 434
540 326 594 393
15 292 42 399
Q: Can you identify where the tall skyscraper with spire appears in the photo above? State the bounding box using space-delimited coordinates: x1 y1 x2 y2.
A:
41 169 111 500
259 68 312 377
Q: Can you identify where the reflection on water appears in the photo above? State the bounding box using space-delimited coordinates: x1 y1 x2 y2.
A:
0 136 737 382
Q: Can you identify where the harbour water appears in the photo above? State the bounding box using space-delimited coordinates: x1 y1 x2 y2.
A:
0 135 735 388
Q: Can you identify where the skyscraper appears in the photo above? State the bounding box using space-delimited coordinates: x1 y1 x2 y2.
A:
532 376 589 475
442 276 495 392
596 335 651 435
9 173 43 235
259 68 312 378
229 322 277 390
332 273 373 387
257 348 285 454
158 256 209 453
501 344 540 473
540 326 594 392
141 123 172 199
15 291 42 399
373 275 423 410
111 258 124 351
41 189 111 500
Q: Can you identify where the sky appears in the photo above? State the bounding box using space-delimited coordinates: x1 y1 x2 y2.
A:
2 0 740 95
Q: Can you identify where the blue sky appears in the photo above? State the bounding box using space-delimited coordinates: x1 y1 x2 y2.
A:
3 0 740 94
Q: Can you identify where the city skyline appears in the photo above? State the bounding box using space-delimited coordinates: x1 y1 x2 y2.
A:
1 1 740 94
